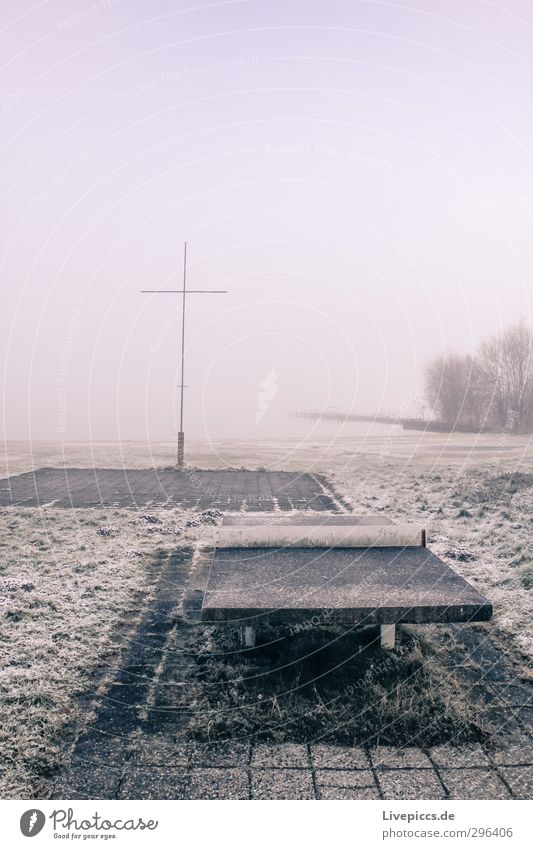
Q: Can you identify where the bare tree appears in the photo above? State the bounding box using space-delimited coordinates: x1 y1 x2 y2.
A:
424 353 485 428
424 322 533 432
461 355 489 428
479 321 533 431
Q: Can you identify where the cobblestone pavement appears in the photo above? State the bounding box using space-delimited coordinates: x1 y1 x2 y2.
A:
53 737 532 800
0 469 336 510
51 546 533 801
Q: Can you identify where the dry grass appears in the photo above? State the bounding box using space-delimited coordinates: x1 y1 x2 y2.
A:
0 505 201 798
185 624 487 746
1 438 531 797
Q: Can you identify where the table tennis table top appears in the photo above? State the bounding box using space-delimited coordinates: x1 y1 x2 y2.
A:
221 513 393 526
202 514 492 626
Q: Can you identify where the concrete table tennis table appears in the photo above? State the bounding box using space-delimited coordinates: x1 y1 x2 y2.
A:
201 514 492 649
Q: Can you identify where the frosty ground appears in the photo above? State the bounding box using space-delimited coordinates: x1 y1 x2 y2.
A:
0 432 532 798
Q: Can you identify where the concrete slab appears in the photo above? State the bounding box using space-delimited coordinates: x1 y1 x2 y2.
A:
319 785 381 799
222 513 393 526
430 743 492 769
201 546 492 626
311 744 369 770
188 741 251 767
185 768 249 800
378 768 445 800
441 768 511 799
499 766 533 799
252 743 309 768
371 747 433 770
130 735 189 766
0 469 334 511
251 768 315 799
488 737 533 766
119 768 189 799
52 767 122 800
315 768 376 788
216 523 425 549
69 732 133 767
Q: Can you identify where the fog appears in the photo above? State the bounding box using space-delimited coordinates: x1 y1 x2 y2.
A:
1 0 532 441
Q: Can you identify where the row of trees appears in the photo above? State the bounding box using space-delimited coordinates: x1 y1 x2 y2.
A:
424 321 533 432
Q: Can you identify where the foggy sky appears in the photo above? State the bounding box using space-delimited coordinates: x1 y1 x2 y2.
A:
1 0 533 441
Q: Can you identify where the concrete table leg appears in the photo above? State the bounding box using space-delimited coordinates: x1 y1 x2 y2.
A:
240 626 256 648
380 624 396 649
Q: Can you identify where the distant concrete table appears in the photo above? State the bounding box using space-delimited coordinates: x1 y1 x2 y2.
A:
201 514 492 648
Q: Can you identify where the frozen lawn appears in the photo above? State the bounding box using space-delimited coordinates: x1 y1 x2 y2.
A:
0 503 211 798
0 435 531 797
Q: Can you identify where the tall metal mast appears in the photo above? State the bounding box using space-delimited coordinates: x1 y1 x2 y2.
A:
178 241 187 465
141 243 227 467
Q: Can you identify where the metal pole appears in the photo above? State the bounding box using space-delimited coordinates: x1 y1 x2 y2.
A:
177 242 187 467
141 244 226 470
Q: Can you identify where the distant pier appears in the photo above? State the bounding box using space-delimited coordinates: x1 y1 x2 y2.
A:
290 410 485 433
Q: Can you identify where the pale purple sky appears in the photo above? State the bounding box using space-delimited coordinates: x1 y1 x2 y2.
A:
1 0 533 440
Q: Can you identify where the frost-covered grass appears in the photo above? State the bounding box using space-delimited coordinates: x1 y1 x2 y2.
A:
331 462 533 659
0 505 206 799
2 431 532 477
1 437 531 797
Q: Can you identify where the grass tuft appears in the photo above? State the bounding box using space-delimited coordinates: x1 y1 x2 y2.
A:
186 626 488 747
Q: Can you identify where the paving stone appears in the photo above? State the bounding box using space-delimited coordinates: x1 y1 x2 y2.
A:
0 468 333 510
430 743 492 769
378 768 445 800
319 785 381 800
120 646 167 667
371 746 433 770
252 743 309 768
185 768 249 800
251 768 315 799
149 688 191 713
441 768 510 799
315 769 376 789
70 731 133 766
53 767 122 799
119 768 189 799
311 744 369 770
100 683 149 708
130 734 189 766
187 741 251 767
499 766 533 800
92 705 142 735
115 664 160 685
488 737 533 766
